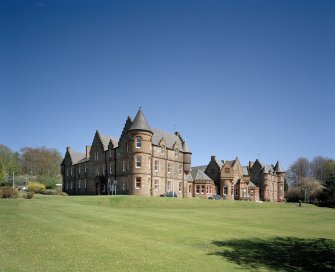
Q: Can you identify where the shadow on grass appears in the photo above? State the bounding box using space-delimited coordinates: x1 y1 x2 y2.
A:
210 237 335 271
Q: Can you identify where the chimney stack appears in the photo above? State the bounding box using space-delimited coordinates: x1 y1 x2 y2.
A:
86 146 91 158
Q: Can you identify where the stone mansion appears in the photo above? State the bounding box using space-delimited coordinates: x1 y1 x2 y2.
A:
61 109 285 201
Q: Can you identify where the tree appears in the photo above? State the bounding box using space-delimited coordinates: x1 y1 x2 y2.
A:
286 157 310 186
310 156 328 182
0 161 4 182
0 144 20 177
20 146 62 178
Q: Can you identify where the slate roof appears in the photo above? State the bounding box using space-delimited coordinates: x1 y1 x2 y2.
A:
152 128 190 152
242 166 249 176
69 150 86 165
274 161 285 173
128 108 152 133
98 132 119 150
186 172 193 182
191 169 214 183
191 165 207 172
260 162 274 174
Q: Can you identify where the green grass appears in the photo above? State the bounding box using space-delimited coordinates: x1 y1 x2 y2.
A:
1 196 335 272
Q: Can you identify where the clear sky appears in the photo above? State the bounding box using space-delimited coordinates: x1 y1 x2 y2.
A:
1 0 334 170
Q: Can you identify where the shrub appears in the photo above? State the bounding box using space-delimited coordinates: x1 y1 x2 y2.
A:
25 191 35 199
27 182 45 194
60 192 68 196
0 186 18 198
43 189 58 195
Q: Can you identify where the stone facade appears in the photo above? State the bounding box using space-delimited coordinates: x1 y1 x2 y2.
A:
203 156 285 201
61 109 192 197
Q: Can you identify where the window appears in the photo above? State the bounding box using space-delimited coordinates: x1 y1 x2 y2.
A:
135 177 141 189
126 143 129 153
95 152 99 161
174 148 179 158
110 164 112 174
206 186 209 194
123 160 126 172
167 162 171 173
102 184 106 193
109 149 112 158
85 163 87 173
178 164 182 175
201 185 205 194
196 185 200 194
225 168 230 173
224 186 228 195
136 137 142 148
135 155 142 168
78 180 81 189
70 181 73 190
78 165 81 174
154 179 159 191
161 145 165 155
179 182 182 192
148 158 151 170
254 173 259 179
66 168 69 177
235 188 239 196
210 186 212 194
189 185 192 193
84 179 87 189
154 160 159 172
167 180 172 191
70 167 73 176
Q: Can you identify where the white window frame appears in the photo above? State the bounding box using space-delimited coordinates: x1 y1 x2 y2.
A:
135 177 141 189
110 164 112 174
135 155 142 168
154 160 159 172
70 167 73 176
78 180 81 189
84 179 87 189
136 137 142 148
78 165 81 174
154 179 159 191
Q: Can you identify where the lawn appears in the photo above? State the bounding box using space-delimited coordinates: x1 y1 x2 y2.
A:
0 196 334 272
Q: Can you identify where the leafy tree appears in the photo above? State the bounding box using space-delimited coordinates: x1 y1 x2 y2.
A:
0 161 4 182
0 144 20 177
20 147 62 178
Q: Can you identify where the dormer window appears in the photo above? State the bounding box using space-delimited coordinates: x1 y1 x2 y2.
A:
136 137 142 148
161 145 165 155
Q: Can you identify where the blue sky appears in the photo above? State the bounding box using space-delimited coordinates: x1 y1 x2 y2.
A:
1 0 334 169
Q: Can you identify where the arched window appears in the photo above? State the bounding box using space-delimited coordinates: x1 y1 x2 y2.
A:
136 137 142 148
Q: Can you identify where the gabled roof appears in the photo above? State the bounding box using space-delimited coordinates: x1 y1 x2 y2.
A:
69 150 86 165
152 128 188 152
186 172 193 182
191 169 213 182
191 165 207 172
274 161 285 173
128 108 152 133
242 166 249 176
247 181 257 188
97 131 119 150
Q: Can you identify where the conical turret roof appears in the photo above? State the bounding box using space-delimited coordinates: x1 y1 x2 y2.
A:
274 160 285 173
128 108 152 133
